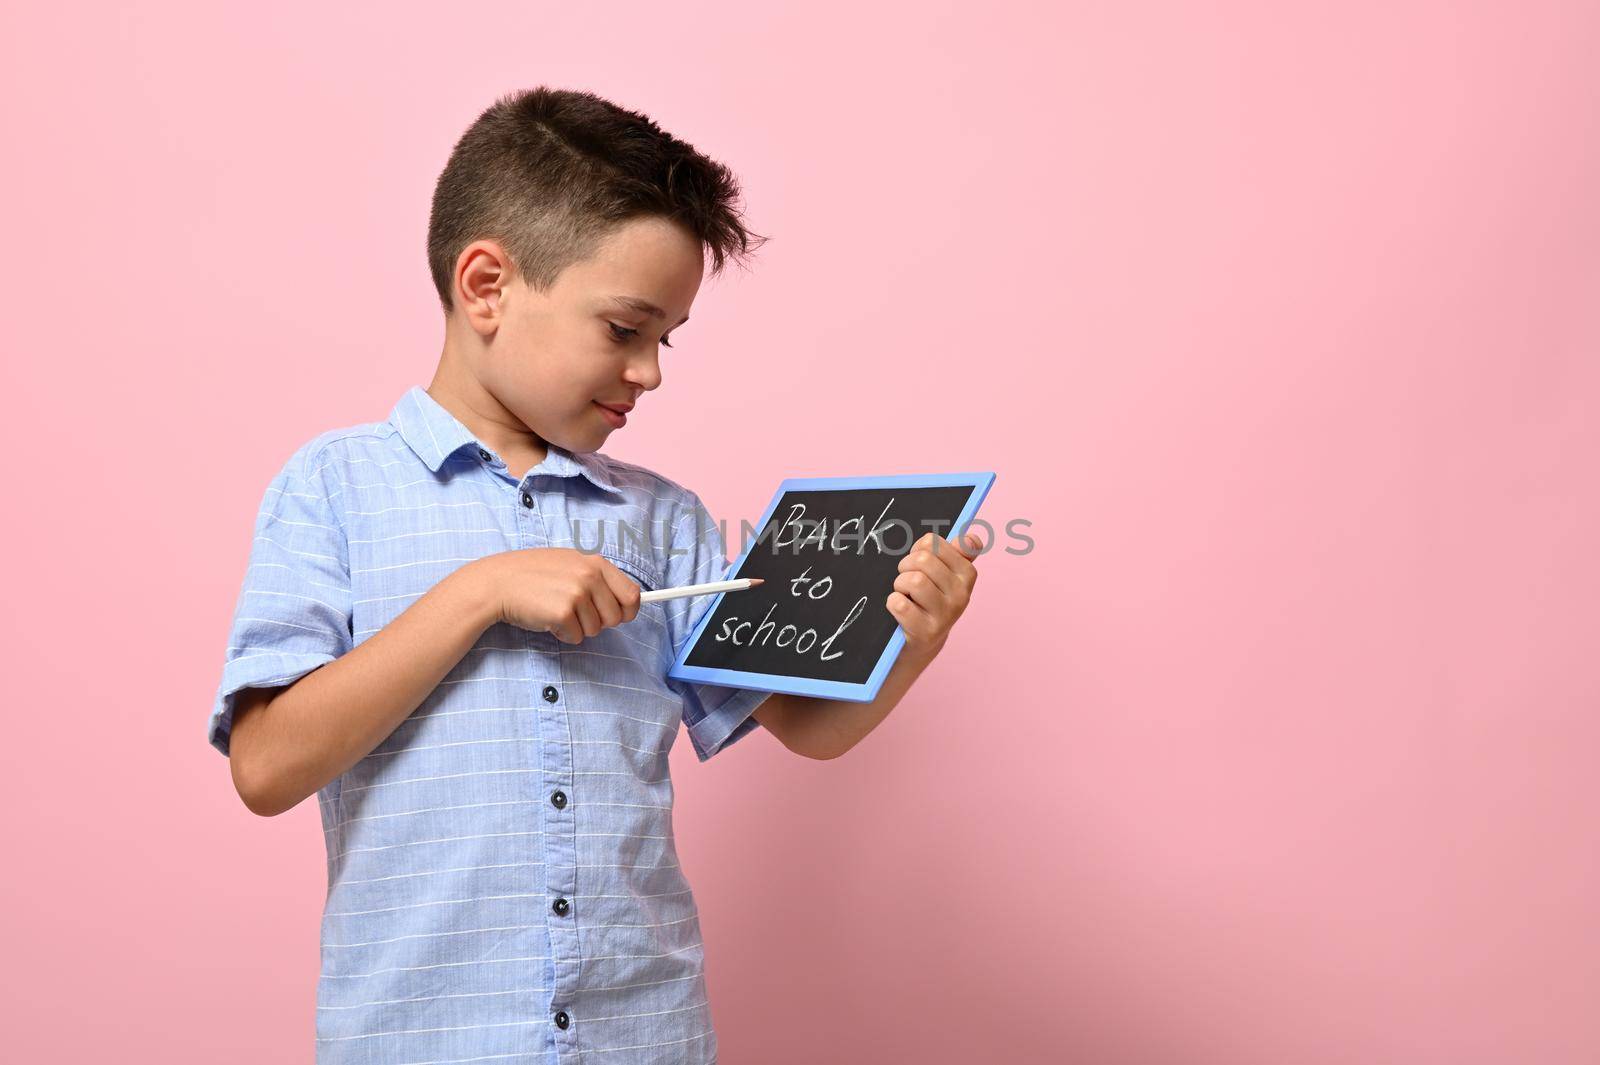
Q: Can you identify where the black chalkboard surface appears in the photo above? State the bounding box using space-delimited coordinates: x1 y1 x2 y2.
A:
668 473 995 702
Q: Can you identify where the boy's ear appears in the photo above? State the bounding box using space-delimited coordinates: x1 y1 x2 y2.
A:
456 239 510 333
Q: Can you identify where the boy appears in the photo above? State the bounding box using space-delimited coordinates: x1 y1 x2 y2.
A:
211 86 982 1064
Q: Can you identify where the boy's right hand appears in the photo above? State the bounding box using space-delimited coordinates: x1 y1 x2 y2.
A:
471 547 643 644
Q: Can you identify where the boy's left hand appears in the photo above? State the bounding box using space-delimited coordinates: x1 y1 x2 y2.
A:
887 531 983 663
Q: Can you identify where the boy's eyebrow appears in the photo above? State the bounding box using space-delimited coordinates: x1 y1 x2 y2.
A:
606 295 689 327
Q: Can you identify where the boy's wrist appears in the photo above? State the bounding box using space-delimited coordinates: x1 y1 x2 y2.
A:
444 557 503 634
897 638 944 673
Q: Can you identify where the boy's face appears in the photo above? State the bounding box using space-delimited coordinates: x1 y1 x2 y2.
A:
461 214 704 455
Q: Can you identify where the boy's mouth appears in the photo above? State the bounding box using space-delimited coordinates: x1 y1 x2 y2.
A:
594 400 630 428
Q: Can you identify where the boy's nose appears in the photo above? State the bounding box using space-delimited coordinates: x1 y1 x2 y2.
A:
626 363 662 392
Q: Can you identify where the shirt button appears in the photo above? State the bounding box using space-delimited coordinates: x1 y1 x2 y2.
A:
550 790 567 809
542 685 559 703
554 1010 570 1030
521 491 534 508
552 897 570 917
477 448 492 462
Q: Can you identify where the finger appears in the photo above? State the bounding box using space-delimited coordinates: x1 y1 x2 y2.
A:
886 590 940 641
589 587 623 630
597 561 642 625
893 568 950 614
585 566 624 630
571 596 602 640
922 529 981 567
937 530 982 589
549 611 579 645
897 541 958 598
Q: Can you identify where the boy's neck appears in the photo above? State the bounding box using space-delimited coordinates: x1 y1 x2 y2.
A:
426 362 550 479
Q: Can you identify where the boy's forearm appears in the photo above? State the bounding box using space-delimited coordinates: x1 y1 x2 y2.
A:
229 561 499 816
755 643 940 760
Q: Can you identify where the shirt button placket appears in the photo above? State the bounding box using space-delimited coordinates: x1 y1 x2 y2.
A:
518 483 580 1053
544 683 574 1037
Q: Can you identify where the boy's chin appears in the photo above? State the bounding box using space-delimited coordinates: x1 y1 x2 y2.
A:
554 423 610 455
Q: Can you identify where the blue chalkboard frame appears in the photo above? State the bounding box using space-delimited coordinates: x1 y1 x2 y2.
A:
666 471 996 703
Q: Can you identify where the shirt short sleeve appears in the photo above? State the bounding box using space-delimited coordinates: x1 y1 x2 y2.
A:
662 491 770 762
208 441 354 757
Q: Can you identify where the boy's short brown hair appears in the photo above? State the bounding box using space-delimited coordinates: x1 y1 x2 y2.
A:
426 86 767 316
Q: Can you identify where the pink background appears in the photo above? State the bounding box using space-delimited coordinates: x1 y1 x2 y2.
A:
4 2 1597 1061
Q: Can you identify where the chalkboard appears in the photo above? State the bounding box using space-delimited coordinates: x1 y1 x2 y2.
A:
668 472 995 702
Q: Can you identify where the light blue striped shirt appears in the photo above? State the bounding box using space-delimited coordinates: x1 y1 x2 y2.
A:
210 384 771 1064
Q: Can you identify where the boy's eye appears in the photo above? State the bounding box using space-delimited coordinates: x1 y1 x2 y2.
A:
607 322 674 348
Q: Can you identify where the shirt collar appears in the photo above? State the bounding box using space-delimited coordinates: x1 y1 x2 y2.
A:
389 385 623 495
